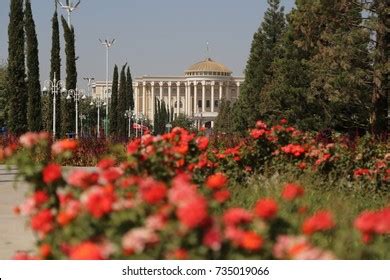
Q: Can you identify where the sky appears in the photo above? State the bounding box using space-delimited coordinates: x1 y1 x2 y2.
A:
0 0 295 88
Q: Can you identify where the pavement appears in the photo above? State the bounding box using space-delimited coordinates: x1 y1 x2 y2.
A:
0 165 35 260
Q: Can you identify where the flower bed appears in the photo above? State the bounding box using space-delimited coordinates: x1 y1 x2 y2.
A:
1 120 389 259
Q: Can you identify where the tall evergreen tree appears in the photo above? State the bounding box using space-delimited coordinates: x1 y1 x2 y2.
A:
232 0 285 132
109 65 119 135
117 65 127 137
25 0 42 131
0 64 7 127
214 99 233 133
46 2 62 135
126 66 134 111
61 16 77 134
7 0 27 134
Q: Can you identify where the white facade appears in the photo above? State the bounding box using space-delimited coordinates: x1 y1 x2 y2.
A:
92 58 244 126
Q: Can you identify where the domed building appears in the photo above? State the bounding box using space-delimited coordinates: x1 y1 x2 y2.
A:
93 57 243 128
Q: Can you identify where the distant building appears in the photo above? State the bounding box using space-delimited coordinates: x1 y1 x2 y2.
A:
92 57 244 127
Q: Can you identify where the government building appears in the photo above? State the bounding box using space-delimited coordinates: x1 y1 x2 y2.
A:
92 57 244 127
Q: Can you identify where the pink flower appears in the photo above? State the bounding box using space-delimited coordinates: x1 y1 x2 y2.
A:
176 196 208 229
67 170 99 189
122 227 159 254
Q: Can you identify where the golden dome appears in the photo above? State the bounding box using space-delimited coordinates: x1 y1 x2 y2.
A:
185 58 232 76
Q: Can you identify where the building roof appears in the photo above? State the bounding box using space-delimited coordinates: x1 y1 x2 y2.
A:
185 58 232 75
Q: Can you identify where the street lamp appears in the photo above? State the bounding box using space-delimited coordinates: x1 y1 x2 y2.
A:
66 88 86 139
124 109 134 139
99 38 115 136
90 95 106 138
79 114 86 137
43 74 66 139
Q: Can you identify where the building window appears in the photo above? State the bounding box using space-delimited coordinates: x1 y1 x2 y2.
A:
198 100 202 108
206 100 210 108
214 100 219 108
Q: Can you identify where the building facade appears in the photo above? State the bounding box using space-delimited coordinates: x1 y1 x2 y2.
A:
92 58 244 127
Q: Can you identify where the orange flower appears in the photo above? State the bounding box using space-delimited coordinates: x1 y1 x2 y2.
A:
52 139 78 155
254 198 278 219
69 242 104 260
196 136 209 151
206 173 228 190
39 244 52 258
240 231 263 251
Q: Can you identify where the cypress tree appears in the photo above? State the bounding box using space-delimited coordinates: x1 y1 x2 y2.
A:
46 2 62 136
117 65 127 137
126 66 134 111
61 16 77 135
232 0 285 132
7 0 27 134
25 0 42 131
0 64 7 127
109 65 119 135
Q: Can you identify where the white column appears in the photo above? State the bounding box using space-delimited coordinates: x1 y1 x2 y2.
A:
184 83 188 115
134 84 139 114
176 82 180 117
211 81 215 113
151 82 155 121
193 82 197 114
159 82 163 102
142 82 146 114
168 82 172 112
219 82 223 100
201 81 206 113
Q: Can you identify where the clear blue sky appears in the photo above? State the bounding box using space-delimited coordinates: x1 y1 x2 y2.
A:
0 0 295 88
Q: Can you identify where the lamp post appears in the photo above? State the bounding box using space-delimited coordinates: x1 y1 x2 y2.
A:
66 88 86 139
124 109 133 139
43 74 66 139
90 95 106 138
99 38 115 136
79 114 86 137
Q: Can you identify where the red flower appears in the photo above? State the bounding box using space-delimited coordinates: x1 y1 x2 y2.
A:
250 129 266 139
214 190 231 203
102 167 123 183
196 136 209 151
67 170 99 189
280 118 288 125
140 178 167 204
255 121 268 129
240 231 263 251
83 186 116 218
206 173 228 190
97 158 116 170
127 139 141 154
302 211 335 235
254 198 278 219
176 196 208 229
31 209 54 235
42 163 62 184
52 139 77 155
281 144 306 157
33 191 49 205
282 183 305 201
69 242 104 260
223 208 252 227
39 244 52 258
203 226 222 251
168 248 188 260
354 207 390 243
353 168 371 177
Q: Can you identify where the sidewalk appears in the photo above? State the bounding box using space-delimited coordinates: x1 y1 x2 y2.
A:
0 165 35 259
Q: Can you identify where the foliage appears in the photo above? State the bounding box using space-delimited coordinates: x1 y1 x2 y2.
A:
117 65 128 138
7 0 27 134
214 99 234 133
61 16 77 135
0 64 7 127
2 119 389 260
126 66 134 111
154 99 170 135
109 65 119 135
25 0 42 132
171 114 193 131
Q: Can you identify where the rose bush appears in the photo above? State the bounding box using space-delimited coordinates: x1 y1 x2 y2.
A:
1 120 389 260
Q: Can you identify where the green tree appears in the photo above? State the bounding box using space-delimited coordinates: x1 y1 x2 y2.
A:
0 64 7 127
232 0 285 132
25 0 42 131
171 114 193 131
126 66 134 111
7 0 27 134
61 16 77 135
214 99 233 133
117 65 127 137
109 65 119 135
153 99 169 135
45 3 62 135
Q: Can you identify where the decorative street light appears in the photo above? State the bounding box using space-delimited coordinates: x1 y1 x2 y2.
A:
43 74 66 139
79 114 86 137
124 109 134 139
56 0 81 28
66 88 86 139
90 95 106 138
99 38 115 136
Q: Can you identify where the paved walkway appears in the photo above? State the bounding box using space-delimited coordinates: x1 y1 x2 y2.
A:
0 165 35 259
